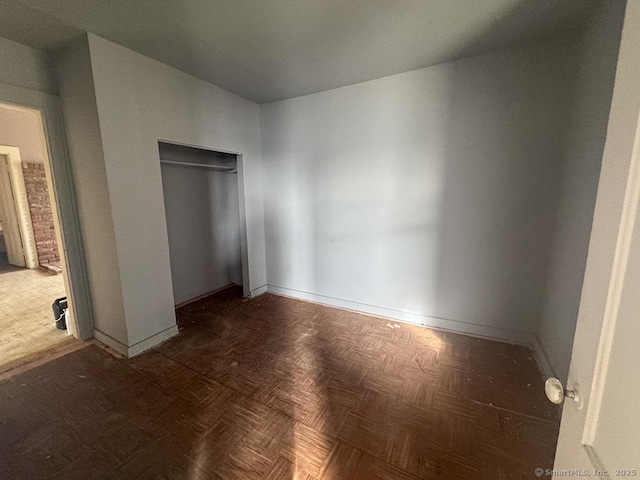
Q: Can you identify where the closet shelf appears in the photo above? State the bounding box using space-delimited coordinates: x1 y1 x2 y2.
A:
160 159 236 173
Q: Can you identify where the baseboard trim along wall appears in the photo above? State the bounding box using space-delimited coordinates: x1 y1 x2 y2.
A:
95 284 555 377
93 330 128 356
250 284 268 298
266 284 553 373
532 334 557 379
175 282 237 308
94 325 179 358
127 325 179 357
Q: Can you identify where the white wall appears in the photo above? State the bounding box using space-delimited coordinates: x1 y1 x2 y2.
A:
260 38 578 341
87 34 266 353
53 36 128 346
537 1 625 382
0 38 55 235
0 37 56 94
0 107 48 164
160 144 242 304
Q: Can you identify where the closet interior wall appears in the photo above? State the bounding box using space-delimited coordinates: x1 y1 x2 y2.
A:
159 142 242 305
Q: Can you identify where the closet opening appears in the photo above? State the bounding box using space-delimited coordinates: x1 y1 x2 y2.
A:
158 141 249 317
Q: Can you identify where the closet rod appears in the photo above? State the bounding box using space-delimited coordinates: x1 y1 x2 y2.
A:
160 159 237 172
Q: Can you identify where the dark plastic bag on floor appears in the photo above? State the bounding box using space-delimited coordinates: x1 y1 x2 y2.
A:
52 297 68 330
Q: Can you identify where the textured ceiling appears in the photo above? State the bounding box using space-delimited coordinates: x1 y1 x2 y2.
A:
6 0 602 103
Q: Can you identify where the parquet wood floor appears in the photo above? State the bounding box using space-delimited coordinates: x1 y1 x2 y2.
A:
0 287 561 479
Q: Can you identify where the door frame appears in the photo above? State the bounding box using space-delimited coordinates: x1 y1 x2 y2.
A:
157 139 252 299
0 83 93 340
0 146 39 268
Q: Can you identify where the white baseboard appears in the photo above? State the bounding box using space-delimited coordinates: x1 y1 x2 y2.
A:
175 282 237 308
266 285 535 346
127 325 179 357
532 334 557 379
93 329 128 356
250 284 268 297
94 325 179 358
96 285 555 379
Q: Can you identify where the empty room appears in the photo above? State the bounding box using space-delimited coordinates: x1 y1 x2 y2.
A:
1 0 639 479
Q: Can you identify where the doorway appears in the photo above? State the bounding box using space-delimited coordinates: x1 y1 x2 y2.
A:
0 103 72 370
159 141 249 313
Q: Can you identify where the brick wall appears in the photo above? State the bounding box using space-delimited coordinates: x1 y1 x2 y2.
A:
22 163 60 265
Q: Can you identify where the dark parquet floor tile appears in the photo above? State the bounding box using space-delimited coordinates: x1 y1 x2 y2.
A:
1 287 561 479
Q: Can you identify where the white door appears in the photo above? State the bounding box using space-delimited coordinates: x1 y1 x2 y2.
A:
552 2 640 477
0 154 25 267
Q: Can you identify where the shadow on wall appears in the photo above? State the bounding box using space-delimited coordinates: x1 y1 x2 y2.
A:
255 2 609 476
536 0 626 384
262 5 585 334
433 35 580 336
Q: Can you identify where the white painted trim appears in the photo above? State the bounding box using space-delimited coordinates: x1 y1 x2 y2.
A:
266 285 536 346
127 325 179 357
235 153 251 298
582 107 640 448
175 282 238 308
93 330 128 356
0 84 94 340
156 138 242 156
94 325 179 357
532 334 557 379
250 284 268 297
0 145 38 268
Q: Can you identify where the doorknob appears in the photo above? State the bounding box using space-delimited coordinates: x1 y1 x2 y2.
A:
545 378 583 409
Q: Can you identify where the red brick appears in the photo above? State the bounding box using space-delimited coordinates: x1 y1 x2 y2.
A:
22 162 60 265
